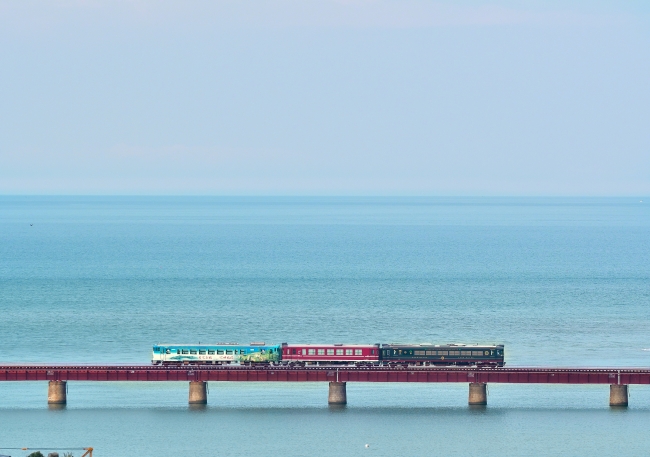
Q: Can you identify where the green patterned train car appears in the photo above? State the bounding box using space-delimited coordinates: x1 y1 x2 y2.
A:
152 342 281 365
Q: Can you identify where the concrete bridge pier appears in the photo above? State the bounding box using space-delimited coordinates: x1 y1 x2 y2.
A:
609 384 628 407
328 382 347 405
48 381 67 405
468 382 487 406
189 381 208 404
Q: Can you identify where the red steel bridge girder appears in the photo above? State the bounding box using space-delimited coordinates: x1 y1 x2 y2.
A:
0 366 649 384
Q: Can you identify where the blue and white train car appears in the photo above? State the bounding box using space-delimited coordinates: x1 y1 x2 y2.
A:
152 342 281 365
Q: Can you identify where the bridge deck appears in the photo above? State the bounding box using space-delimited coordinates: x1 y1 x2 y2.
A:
1 365 649 384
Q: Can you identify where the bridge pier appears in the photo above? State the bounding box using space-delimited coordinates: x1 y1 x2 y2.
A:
609 384 628 407
468 382 487 406
48 381 67 405
328 382 347 405
189 381 207 404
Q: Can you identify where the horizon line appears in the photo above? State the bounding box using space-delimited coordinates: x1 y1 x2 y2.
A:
0 194 647 199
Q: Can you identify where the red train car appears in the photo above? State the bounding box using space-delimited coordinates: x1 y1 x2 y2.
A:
282 343 380 365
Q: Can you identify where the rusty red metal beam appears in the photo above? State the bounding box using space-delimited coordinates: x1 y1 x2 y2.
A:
0 365 649 384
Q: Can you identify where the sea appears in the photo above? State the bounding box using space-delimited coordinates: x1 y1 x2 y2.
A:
1 196 649 457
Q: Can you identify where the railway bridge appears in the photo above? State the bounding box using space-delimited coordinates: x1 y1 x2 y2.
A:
2 364 649 407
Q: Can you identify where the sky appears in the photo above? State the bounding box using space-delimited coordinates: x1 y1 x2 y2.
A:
0 0 648 195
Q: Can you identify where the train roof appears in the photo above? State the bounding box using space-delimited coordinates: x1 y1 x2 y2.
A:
382 343 504 348
283 343 380 347
154 343 280 347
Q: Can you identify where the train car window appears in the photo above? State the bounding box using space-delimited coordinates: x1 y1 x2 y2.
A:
371 350 375 355
226 350 233 355
345 349 353 355
199 350 206 355
472 351 482 356
461 351 471 356
438 351 448 356
302 349 306 355
208 350 215 355
182 350 189 354
318 349 325 355
336 349 343 355
355 349 363 355
308 349 315 355
415 351 425 356
450 351 460 356
292 349 297 355
327 349 334 355
190 350 197 354
217 350 224 355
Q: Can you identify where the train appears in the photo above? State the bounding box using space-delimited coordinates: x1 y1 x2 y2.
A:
152 342 505 367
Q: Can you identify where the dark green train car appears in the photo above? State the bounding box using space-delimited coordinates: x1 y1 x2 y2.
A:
380 344 504 367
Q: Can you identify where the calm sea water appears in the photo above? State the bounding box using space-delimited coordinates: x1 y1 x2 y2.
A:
1 196 649 456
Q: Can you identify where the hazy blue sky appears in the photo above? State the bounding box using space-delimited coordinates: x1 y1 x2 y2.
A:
1 1 648 195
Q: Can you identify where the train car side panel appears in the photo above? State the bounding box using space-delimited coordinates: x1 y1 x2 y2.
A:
282 344 380 363
381 344 504 366
152 344 281 364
